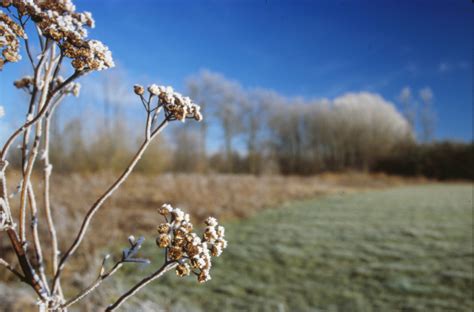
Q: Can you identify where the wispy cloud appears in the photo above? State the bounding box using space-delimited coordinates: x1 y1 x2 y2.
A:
438 61 470 73
362 62 420 92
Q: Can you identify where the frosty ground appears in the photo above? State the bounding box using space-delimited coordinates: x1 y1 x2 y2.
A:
118 184 473 311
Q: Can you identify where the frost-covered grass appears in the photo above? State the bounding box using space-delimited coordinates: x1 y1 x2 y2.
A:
119 184 473 311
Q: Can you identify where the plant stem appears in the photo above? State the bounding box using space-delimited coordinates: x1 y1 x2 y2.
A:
61 260 124 309
0 258 25 281
105 262 177 312
43 98 62 279
6 228 48 300
27 183 49 293
19 43 56 244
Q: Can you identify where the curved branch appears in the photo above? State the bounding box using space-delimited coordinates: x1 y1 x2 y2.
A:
105 262 177 312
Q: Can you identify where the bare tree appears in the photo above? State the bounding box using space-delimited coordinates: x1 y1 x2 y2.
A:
186 73 210 172
187 70 244 173
267 92 412 173
241 89 275 174
398 86 416 132
419 87 436 143
172 126 201 172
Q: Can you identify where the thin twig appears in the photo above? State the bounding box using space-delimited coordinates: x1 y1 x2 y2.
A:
105 262 177 312
27 183 50 294
61 259 124 309
19 15 35 67
21 39 48 175
51 52 64 83
0 258 25 281
36 25 44 51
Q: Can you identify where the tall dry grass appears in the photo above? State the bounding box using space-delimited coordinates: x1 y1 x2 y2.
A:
3 171 424 250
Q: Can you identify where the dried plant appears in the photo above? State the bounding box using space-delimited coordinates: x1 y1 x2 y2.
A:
0 1 226 310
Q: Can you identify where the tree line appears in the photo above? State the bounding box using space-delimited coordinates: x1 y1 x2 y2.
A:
8 70 471 180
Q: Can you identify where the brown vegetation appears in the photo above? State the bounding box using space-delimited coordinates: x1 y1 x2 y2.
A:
1 171 424 259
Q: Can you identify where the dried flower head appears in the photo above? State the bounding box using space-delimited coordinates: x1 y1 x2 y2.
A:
158 203 173 216
147 84 160 96
13 75 33 89
163 91 202 122
157 223 170 234
156 203 227 283
1 0 114 71
133 84 144 96
137 84 203 122
156 234 170 248
0 11 26 70
176 263 191 277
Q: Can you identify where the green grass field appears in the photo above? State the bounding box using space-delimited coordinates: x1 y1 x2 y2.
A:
116 184 473 311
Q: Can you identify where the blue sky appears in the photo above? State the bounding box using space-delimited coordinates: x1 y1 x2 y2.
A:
1 0 472 141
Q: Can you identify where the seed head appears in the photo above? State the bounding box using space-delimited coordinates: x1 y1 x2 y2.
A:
133 84 144 95
156 234 170 248
155 203 227 284
158 203 173 216
176 263 191 277
157 223 170 234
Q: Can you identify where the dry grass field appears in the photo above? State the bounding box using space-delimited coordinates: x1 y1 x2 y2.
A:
2 171 423 251
4 173 466 311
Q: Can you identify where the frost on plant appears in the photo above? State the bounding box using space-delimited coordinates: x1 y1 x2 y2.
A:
156 204 227 283
0 0 226 310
